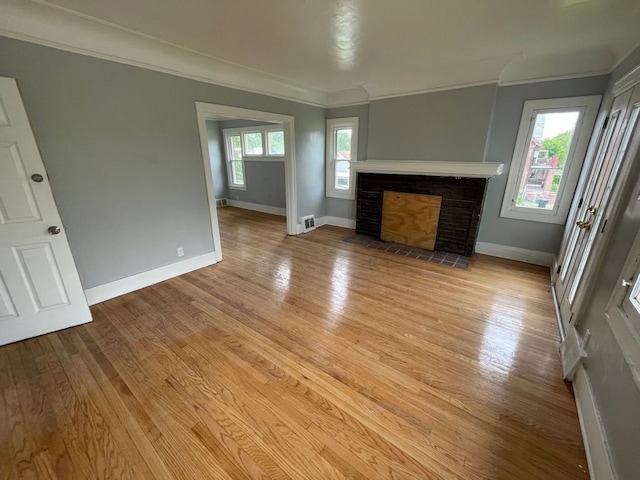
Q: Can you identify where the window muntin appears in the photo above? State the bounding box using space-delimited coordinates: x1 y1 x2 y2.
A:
326 117 358 199
500 96 601 224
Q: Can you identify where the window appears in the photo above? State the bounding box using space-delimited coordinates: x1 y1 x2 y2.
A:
326 117 359 199
226 133 245 189
243 131 263 156
223 124 285 190
267 130 285 156
500 96 601 223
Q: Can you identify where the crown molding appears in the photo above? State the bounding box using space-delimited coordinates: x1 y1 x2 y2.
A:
0 0 334 107
0 1 629 109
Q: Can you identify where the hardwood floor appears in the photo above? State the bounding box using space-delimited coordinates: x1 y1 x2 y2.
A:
0 207 589 479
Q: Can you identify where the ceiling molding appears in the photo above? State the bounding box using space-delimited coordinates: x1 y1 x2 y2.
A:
0 1 632 108
0 0 334 107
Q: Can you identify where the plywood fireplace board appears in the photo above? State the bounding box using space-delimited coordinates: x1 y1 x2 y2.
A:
381 191 442 250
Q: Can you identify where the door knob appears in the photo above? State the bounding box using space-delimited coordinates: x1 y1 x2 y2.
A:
576 221 592 230
48 226 61 235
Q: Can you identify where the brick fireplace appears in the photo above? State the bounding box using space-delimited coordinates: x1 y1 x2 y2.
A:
350 161 503 257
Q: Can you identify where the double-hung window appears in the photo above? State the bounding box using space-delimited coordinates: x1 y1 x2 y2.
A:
223 125 285 190
326 117 359 199
226 133 245 189
500 96 601 223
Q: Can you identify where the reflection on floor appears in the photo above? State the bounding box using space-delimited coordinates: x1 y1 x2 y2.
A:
344 233 471 269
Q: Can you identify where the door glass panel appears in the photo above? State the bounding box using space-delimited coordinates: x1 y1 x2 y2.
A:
559 112 619 281
515 111 580 211
568 106 640 304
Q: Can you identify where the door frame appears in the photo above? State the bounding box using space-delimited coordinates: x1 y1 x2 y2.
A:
553 73 640 330
195 103 297 261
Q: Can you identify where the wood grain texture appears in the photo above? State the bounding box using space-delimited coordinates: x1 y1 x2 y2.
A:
0 207 589 479
381 191 442 250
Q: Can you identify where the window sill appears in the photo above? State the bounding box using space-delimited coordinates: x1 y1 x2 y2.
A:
228 185 247 191
326 189 355 200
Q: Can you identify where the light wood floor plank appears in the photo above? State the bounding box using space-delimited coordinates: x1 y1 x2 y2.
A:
0 207 589 479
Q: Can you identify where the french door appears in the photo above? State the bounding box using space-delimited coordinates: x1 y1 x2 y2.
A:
553 85 640 333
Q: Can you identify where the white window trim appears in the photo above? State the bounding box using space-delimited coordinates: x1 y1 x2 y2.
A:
265 128 286 157
326 117 359 200
223 130 247 191
223 124 286 191
500 95 602 224
241 130 265 157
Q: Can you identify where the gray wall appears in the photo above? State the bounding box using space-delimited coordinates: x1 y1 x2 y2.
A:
218 120 286 209
477 75 609 252
367 83 498 161
576 44 640 480
324 103 370 219
205 120 228 200
0 35 325 288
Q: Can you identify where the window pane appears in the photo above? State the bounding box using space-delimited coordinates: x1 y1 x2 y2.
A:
515 111 580 210
335 128 352 160
267 131 285 155
230 135 242 160
243 132 263 155
335 160 350 189
231 160 244 185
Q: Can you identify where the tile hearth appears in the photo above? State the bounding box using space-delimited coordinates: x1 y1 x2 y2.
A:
344 234 470 269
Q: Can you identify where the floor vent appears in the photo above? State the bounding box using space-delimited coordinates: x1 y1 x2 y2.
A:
216 198 229 208
301 215 316 233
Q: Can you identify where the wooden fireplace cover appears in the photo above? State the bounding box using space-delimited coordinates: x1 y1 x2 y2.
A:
381 191 442 250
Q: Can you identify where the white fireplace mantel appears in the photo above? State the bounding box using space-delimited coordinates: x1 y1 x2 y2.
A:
350 160 504 178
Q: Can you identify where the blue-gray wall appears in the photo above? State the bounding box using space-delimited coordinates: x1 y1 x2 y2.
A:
0 35 324 288
205 120 228 200
218 120 286 209
367 84 498 161
478 75 609 252
575 43 640 480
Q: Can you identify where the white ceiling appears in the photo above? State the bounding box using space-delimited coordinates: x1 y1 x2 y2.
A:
1 0 640 106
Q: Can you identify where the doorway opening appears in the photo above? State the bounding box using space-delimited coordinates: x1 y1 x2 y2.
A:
195 103 297 262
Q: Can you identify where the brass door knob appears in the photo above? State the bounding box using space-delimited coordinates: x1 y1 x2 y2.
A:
576 221 592 230
48 226 61 235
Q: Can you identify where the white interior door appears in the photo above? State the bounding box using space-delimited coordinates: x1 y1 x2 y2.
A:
0 77 91 346
554 85 640 332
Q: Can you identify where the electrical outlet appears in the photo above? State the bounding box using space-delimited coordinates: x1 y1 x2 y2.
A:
177 247 184 257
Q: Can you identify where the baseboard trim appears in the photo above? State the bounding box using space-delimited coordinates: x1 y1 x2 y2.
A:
316 216 356 229
474 242 554 266
573 365 616 480
84 252 217 305
228 200 286 216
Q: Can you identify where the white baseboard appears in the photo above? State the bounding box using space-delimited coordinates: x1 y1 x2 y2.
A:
316 216 356 229
573 365 616 480
228 200 286 216
474 242 554 266
84 252 217 305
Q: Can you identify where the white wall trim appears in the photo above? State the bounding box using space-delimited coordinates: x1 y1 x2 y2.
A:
475 242 554 266
316 216 356 229
84 253 217 305
228 200 286 217
613 63 640 97
351 160 504 179
573 365 617 480
195 102 298 248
